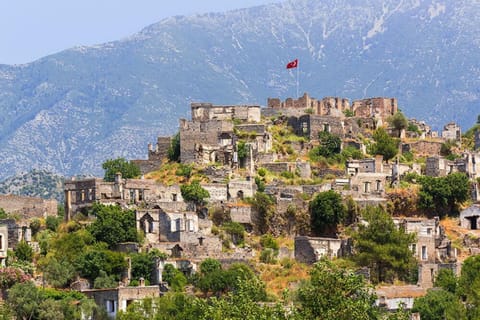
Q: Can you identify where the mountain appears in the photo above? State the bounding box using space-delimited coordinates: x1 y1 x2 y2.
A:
0 169 64 202
0 0 478 179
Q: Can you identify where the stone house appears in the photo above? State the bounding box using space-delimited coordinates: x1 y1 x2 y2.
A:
0 219 31 250
179 103 267 166
393 217 457 288
136 207 222 260
345 172 389 206
425 153 479 178
294 236 352 264
64 174 185 219
441 122 461 141
0 223 8 266
136 208 199 243
460 204 480 230
376 285 426 312
82 282 162 319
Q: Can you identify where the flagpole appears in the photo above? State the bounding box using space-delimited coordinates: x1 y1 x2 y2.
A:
296 63 299 98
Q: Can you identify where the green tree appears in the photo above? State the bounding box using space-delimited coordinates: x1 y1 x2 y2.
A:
168 132 181 162
102 157 141 182
418 173 470 216
77 245 126 283
162 264 187 292
369 127 399 162
412 288 466 320
310 131 342 159
7 281 41 320
40 256 75 288
180 180 210 206
248 192 275 234
14 241 33 263
388 111 408 137
46 215 61 232
309 190 346 236
0 208 7 219
131 252 155 282
222 222 245 245
351 206 416 284
434 268 457 294
88 203 139 248
30 218 41 236
93 270 117 289
458 255 480 317
296 259 379 319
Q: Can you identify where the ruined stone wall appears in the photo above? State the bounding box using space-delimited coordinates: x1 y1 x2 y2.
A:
308 115 345 139
294 236 352 264
349 173 387 197
352 97 397 119
0 194 57 219
261 162 295 174
442 122 461 141
229 204 253 224
0 224 8 263
179 118 234 164
203 184 228 202
402 141 443 157
346 159 377 176
228 180 256 199
191 103 260 122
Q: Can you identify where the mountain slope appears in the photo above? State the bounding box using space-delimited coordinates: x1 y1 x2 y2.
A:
0 0 478 179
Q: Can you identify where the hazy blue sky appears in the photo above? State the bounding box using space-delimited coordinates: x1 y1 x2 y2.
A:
0 0 283 65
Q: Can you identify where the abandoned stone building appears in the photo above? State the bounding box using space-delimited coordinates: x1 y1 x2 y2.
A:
0 223 7 266
267 93 350 117
376 285 426 313
393 217 457 288
441 122 461 141
425 152 479 178
0 219 31 250
350 97 398 121
132 136 171 174
135 206 222 260
64 174 185 220
179 102 272 167
83 282 163 319
460 204 480 230
294 236 352 264
407 119 434 138
0 194 57 220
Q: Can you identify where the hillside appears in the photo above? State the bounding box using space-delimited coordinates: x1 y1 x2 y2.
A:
0 0 478 179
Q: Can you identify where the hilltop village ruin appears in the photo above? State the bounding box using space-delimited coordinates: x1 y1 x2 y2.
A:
1 92 480 317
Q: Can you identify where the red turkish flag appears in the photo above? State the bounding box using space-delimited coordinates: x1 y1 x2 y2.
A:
286 59 298 69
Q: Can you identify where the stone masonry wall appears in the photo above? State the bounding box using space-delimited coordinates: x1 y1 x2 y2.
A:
0 194 57 219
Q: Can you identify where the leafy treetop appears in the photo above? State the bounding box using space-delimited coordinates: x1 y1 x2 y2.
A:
102 157 141 182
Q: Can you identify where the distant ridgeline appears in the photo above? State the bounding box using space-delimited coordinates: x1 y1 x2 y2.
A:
0 169 65 203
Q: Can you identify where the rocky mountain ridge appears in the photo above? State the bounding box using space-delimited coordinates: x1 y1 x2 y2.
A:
0 0 478 179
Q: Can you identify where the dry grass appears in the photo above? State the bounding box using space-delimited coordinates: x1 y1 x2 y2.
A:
258 260 311 298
